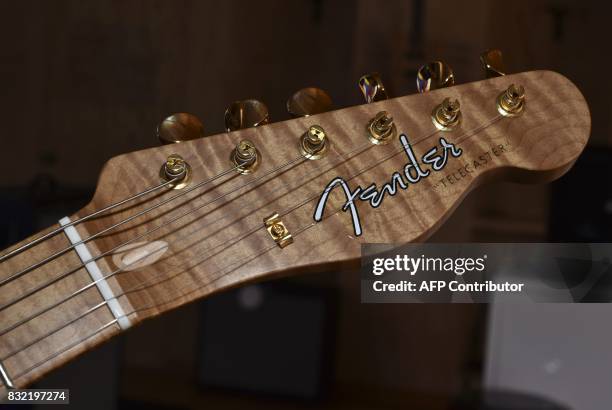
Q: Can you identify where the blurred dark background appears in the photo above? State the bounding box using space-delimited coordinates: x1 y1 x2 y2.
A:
1 1 611 409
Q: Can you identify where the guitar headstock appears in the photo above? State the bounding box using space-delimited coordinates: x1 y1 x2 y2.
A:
0 52 591 390
77 64 590 322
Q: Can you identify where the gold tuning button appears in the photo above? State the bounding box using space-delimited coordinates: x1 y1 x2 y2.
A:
287 87 334 117
159 154 192 189
157 113 205 145
299 125 329 160
431 98 461 131
416 61 455 93
497 84 525 117
480 49 507 78
366 111 396 145
358 72 388 103
230 139 260 174
224 99 270 131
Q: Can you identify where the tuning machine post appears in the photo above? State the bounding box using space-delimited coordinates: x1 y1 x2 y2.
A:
299 125 329 160
286 88 334 159
230 139 260 175
431 98 461 131
159 154 192 189
224 99 269 174
366 111 396 145
480 50 526 116
358 74 397 144
497 84 525 117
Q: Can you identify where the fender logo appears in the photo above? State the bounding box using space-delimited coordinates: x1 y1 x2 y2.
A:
314 134 462 236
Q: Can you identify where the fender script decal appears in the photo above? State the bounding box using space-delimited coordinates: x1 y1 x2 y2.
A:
313 134 462 236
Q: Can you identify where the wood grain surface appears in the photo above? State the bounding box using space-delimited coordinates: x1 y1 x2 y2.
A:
0 70 590 391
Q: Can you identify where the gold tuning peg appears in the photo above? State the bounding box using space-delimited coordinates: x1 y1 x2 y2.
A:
224 99 270 132
286 87 334 117
416 61 455 93
480 49 507 78
358 73 388 103
157 113 205 145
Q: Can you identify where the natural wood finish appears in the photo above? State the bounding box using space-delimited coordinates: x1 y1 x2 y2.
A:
0 70 590 391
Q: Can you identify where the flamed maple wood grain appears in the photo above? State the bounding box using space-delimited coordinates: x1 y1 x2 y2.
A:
0 70 590 391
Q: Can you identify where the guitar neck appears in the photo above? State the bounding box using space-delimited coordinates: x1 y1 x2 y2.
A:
0 221 123 390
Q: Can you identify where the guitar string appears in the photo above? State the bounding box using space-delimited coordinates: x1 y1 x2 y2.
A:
1 114 503 373
7 116 501 380
0 177 182 263
0 142 375 359
0 142 374 334
0 140 374 313
7 150 386 379
115 114 504 304
0 163 242 286
0 152 319 287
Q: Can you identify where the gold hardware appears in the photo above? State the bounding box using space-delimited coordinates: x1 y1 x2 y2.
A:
159 154 192 189
157 113 205 145
496 84 525 117
358 73 388 103
299 125 329 160
287 87 334 117
416 61 455 93
230 139 260 174
366 111 396 145
480 49 506 78
264 213 293 248
431 98 462 131
224 99 270 131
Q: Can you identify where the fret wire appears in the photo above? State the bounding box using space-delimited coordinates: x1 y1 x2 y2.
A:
5 114 503 384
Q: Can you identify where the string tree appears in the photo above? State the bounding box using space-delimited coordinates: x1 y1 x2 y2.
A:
263 213 293 248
